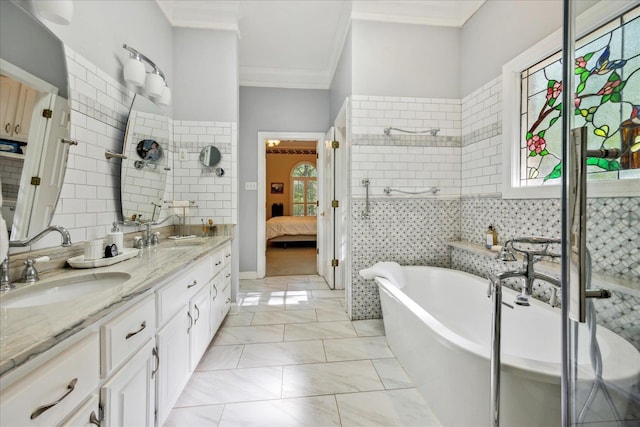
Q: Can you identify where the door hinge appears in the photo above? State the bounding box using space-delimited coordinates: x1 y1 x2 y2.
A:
331 200 339 208
31 176 41 186
316 201 319 206
331 140 339 149
42 109 53 118
331 259 339 267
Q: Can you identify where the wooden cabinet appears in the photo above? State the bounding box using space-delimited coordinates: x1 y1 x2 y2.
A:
0 333 100 427
0 75 38 143
100 340 156 427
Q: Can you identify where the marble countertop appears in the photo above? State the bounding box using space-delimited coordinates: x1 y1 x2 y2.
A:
0 236 232 379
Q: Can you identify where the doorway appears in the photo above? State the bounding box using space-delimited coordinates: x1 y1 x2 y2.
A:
257 131 325 278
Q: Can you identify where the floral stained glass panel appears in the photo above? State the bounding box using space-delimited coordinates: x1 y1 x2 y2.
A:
520 5 640 186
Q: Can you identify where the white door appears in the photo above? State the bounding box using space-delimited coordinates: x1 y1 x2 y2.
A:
320 128 335 288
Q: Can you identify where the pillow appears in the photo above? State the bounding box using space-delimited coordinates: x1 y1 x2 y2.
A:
359 261 405 289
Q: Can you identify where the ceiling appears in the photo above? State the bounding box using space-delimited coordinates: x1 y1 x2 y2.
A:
156 0 485 89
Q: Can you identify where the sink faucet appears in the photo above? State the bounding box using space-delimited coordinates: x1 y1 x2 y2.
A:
0 225 72 291
139 214 178 247
489 237 561 306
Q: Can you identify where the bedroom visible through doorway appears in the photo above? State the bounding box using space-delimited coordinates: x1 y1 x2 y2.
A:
265 139 318 277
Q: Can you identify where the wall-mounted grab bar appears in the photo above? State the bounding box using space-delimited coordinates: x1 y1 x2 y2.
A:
383 127 440 136
362 179 370 219
383 186 439 196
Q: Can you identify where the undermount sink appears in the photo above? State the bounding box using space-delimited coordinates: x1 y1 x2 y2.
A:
0 272 131 309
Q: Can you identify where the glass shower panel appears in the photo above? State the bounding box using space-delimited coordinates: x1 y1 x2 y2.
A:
563 2 640 426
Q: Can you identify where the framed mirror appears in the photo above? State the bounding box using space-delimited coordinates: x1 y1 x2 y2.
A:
0 1 70 242
120 94 170 223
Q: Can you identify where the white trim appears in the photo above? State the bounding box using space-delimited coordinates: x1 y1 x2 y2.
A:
239 271 258 280
257 131 326 278
501 0 639 199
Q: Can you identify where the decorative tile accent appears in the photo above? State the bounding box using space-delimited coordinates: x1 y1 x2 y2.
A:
352 134 461 147
350 198 461 320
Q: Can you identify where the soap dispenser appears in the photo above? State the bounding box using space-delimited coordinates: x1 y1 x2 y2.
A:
107 222 124 251
486 225 497 249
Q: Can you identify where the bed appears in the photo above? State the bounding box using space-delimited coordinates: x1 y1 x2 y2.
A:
266 215 317 245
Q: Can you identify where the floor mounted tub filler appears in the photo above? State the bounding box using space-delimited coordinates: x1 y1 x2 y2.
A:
360 263 640 427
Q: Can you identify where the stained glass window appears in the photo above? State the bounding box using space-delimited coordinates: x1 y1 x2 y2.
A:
520 5 640 186
291 162 317 216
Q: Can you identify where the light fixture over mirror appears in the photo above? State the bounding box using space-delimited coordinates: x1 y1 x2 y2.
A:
122 44 171 106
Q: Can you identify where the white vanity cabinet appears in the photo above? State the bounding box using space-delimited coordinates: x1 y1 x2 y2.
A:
60 394 101 427
154 253 214 425
189 282 212 370
0 239 233 427
0 333 100 427
100 340 156 427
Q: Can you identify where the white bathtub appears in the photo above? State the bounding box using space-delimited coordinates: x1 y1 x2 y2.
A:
373 266 640 427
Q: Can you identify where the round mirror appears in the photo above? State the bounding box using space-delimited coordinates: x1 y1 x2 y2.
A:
199 145 221 167
136 139 163 161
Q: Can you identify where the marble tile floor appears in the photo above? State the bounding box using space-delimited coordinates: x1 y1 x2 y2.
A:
165 275 442 427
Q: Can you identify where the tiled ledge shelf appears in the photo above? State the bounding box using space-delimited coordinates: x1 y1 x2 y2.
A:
447 241 640 298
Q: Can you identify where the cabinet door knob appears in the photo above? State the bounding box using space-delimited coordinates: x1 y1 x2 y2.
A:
31 378 78 419
89 405 103 426
194 304 200 324
14 124 21 134
125 321 147 339
4 123 10 133
212 284 218 301
187 279 197 289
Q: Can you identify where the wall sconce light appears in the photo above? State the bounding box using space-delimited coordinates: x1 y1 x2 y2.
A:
122 44 170 106
33 0 74 25
266 139 280 147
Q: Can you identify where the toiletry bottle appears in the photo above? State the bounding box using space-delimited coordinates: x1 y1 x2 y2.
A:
486 226 497 249
107 222 124 251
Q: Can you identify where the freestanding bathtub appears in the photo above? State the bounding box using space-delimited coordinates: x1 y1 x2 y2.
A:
369 265 640 427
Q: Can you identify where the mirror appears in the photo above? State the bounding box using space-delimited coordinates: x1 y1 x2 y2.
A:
0 1 70 241
199 145 221 167
199 145 224 176
120 94 170 223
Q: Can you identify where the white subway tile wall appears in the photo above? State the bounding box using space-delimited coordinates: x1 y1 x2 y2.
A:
461 76 503 196
351 95 462 198
173 120 237 225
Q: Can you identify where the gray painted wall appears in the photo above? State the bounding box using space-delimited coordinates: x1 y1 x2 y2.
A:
460 0 599 97
329 27 352 123
238 87 330 272
172 28 238 122
352 20 460 99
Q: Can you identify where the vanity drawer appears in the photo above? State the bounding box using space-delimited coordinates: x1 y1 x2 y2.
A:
156 256 210 326
223 243 232 266
0 333 100 427
101 295 156 378
212 249 224 277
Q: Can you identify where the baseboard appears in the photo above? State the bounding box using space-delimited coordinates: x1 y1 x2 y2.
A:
239 271 258 280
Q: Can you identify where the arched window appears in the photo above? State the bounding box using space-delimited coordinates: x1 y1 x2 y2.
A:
290 162 317 216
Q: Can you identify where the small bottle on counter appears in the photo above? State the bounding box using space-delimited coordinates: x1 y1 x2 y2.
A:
486 225 498 249
107 222 124 251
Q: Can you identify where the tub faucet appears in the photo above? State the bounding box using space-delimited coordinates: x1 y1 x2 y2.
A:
490 237 561 306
